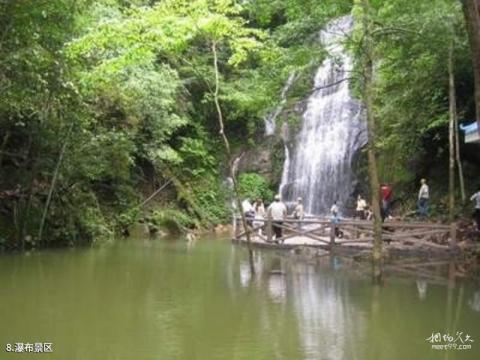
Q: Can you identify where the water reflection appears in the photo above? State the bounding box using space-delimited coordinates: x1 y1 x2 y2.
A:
233 252 367 360
416 279 427 300
230 251 480 360
238 250 265 287
469 290 480 312
289 262 365 360
2 240 478 360
239 262 252 287
268 275 287 303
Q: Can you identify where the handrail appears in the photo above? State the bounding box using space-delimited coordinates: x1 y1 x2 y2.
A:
233 214 457 250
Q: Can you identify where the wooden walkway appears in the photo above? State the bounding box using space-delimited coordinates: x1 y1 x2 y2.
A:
233 216 458 254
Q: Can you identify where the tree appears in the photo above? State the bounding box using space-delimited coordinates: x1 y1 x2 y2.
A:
461 0 480 132
359 0 383 282
448 40 456 222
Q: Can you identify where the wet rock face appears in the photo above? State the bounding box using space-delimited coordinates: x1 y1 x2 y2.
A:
237 147 273 177
234 135 285 187
279 15 367 215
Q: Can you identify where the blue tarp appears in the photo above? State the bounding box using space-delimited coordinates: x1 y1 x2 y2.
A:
460 122 478 134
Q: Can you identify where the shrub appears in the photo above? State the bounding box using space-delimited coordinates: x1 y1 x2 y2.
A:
237 173 274 203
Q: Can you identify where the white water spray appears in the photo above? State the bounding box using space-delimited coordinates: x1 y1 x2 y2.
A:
279 16 367 214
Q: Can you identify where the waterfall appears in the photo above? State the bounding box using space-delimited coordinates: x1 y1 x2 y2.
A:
227 152 245 233
279 15 367 215
279 144 290 196
264 72 297 136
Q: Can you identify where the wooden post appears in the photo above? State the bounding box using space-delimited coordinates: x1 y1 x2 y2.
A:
267 218 272 243
449 222 457 251
330 223 336 247
234 217 240 239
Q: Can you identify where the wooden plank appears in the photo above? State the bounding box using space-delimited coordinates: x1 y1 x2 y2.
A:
279 225 331 243
401 260 454 268
235 224 263 239
340 225 375 235
383 229 450 241
398 238 450 250
266 218 272 242
346 230 449 243
335 239 374 244
380 222 451 229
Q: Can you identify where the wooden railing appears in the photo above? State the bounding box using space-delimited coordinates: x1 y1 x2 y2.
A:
234 216 457 251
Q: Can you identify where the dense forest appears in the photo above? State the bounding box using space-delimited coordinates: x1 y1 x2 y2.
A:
1 0 479 250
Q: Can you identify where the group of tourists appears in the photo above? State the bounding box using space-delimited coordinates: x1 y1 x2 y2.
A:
377 178 480 231
378 179 429 221
354 194 372 220
376 180 428 221
241 195 304 243
240 177 480 244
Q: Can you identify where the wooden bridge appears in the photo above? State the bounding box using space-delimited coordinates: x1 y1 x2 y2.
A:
233 216 458 253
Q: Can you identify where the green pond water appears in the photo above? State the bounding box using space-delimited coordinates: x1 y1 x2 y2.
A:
0 237 479 360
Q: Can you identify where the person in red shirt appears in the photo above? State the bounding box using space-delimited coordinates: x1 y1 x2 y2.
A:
380 184 393 221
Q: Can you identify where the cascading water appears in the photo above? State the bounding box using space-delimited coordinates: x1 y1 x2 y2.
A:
279 15 367 215
265 72 297 136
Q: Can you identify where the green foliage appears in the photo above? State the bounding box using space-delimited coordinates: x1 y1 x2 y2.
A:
3 0 477 248
350 0 474 198
150 208 196 233
238 173 274 203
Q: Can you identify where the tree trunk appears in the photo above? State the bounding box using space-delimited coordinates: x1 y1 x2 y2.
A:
361 0 383 283
0 130 10 170
448 42 456 223
454 110 466 203
37 124 73 243
461 0 480 131
211 41 254 273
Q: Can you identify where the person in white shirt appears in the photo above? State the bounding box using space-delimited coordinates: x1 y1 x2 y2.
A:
252 198 266 235
241 198 254 226
417 178 429 219
331 202 339 219
356 195 367 220
292 197 304 229
470 190 480 231
267 194 287 242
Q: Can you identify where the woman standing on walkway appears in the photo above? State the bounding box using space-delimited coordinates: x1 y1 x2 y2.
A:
418 178 429 219
253 198 266 235
356 195 367 220
292 197 305 229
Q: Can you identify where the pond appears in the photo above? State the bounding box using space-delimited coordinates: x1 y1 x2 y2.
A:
0 237 479 359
